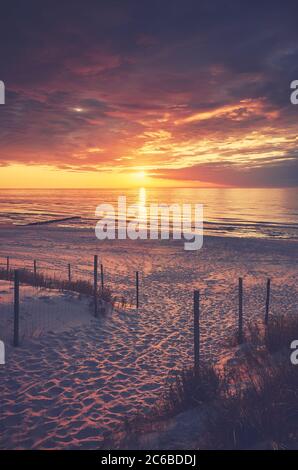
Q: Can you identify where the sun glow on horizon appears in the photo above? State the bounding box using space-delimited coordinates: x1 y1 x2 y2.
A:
133 170 146 179
0 164 225 189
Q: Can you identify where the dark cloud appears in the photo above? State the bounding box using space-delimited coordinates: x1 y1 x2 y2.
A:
154 158 298 188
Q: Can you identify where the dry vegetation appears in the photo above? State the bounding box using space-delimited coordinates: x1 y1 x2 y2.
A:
112 313 298 450
0 267 112 303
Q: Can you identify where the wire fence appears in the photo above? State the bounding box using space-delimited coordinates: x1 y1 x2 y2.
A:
0 276 14 346
0 255 144 347
0 254 296 372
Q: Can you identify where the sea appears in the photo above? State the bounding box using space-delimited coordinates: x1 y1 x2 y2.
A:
0 187 297 240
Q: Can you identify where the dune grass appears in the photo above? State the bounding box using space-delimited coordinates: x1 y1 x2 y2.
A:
178 314 298 449
264 314 298 353
204 352 298 449
0 267 112 303
113 312 298 450
161 364 220 415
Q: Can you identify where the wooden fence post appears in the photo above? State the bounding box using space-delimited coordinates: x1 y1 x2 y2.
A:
238 277 243 344
6 256 9 276
100 263 104 292
14 270 20 347
265 278 271 325
68 263 71 282
193 290 200 375
94 255 98 317
136 271 139 308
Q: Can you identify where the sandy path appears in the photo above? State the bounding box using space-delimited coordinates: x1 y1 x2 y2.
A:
0 226 297 448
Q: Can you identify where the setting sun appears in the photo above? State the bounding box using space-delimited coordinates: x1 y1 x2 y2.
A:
135 170 146 180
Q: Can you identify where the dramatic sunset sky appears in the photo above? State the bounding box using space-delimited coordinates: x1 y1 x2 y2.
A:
0 1 298 188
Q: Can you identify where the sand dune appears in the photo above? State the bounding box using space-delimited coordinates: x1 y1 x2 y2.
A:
0 226 297 449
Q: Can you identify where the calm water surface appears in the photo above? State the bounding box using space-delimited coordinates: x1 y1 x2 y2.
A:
0 187 297 240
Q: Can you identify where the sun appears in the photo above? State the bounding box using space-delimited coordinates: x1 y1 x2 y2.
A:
135 170 146 180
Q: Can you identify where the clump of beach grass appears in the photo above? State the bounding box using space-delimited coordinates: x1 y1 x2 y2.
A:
204 352 298 449
264 314 298 353
161 364 220 414
108 312 298 450
0 266 112 303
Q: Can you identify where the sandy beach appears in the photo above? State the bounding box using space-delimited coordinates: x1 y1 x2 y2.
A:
2 0 298 457
0 224 297 449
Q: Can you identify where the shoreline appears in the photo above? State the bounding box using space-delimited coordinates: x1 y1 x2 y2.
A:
1 213 298 244
1 221 298 243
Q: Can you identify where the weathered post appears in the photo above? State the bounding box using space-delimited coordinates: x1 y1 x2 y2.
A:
193 290 200 375
238 277 243 344
14 270 20 347
100 263 104 292
94 255 98 317
68 263 71 283
265 278 271 325
136 271 139 308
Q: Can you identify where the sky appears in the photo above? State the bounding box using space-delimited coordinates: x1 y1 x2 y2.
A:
0 0 298 188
